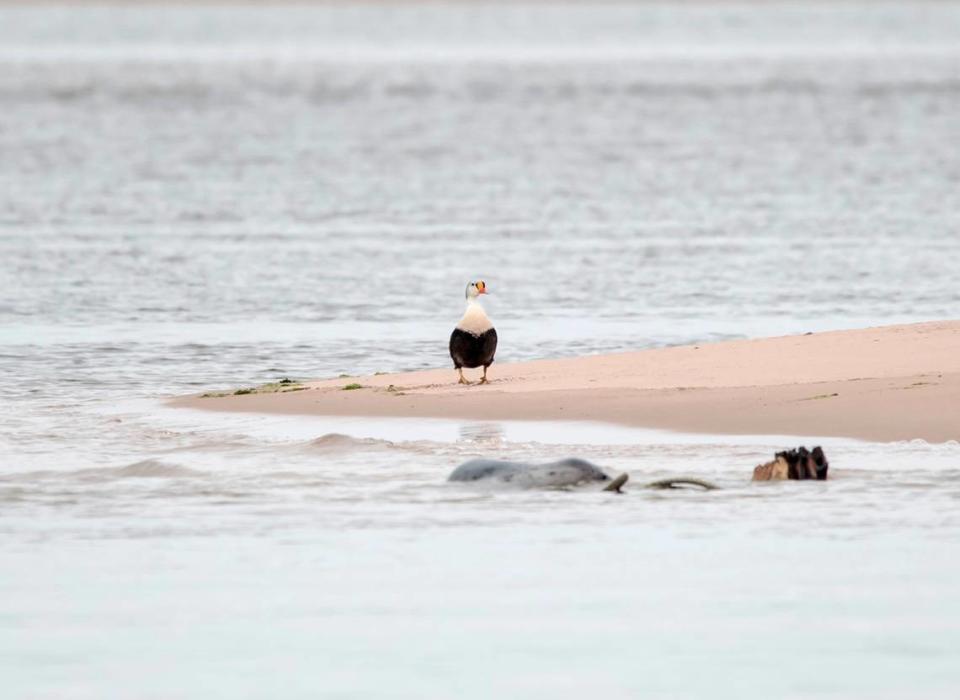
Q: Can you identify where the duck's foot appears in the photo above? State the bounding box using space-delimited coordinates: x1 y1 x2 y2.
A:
457 369 472 385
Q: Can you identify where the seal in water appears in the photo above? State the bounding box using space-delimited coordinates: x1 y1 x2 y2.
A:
448 457 626 491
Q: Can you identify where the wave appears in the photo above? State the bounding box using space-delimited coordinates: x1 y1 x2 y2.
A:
308 433 396 453
4 61 960 105
1 459 205 482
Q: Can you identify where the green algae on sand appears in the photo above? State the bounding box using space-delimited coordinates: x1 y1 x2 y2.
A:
200 378 307 398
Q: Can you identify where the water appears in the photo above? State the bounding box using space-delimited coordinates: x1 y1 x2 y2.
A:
2 3 960 697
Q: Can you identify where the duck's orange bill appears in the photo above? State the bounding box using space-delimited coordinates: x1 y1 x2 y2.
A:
477 281 487 294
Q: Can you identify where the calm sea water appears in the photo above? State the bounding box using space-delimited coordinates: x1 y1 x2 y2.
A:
2 3 960 698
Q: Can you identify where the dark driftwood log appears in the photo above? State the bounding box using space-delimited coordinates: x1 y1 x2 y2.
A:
644 478 718 490
602 473 630 493
752 446 829 481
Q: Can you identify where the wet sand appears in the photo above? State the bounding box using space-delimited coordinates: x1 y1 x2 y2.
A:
173 321 960 442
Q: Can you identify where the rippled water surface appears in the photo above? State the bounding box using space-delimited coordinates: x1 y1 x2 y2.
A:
2 3 960 698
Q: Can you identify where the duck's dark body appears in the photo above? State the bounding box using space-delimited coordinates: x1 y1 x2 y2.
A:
449 327 497 369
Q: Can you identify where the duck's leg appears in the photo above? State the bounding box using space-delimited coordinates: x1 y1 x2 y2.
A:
479 366 489 385
458 368 471 385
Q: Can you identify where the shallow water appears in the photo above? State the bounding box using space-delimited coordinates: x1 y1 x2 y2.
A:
5 410 960 698
2 2 960 697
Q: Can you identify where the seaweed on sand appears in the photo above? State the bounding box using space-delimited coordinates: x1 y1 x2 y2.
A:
199 378 307 398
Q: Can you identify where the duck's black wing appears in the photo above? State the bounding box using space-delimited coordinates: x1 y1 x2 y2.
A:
449 327 497 369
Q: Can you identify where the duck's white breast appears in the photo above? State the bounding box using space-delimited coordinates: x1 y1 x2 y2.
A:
456 304 494 335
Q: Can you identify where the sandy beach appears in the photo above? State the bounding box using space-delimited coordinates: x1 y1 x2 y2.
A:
173 320 960 443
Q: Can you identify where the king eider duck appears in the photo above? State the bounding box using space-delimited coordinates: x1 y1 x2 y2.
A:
449 280 498 385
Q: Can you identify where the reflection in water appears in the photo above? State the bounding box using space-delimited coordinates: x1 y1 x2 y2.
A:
458 422 505 445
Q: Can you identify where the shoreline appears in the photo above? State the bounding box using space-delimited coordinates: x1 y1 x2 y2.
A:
171 320 960 443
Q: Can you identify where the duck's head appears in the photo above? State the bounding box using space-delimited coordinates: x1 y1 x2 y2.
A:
465 280 488 299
